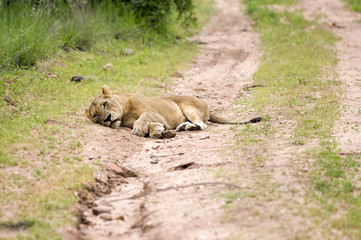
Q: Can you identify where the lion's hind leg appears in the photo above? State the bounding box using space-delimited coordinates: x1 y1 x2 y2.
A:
178 104 208 131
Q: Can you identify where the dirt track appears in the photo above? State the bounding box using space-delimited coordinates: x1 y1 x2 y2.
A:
75 0 361 239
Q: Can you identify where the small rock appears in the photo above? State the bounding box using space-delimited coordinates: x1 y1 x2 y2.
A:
3 96 16 106
161 130 176 139
200 135 210 140
332 22 345 29
71 75 84 83
171 71 183 78
94 199 113 208
95 173 108 184
82 217 96 226
99 213 113 221
121 166 137 178
104 162 123 175
114 214 125 221
49 74 58 79
124 48 133 55
63 46 70 52
88 155 101 160
92 206 112 215
173 162 196 171
152 145 160 150
150 159 159 164
197 40 208 45
103 63 114 71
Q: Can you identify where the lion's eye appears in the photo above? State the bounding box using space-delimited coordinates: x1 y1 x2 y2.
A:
93 114 99 119
103 102 108 109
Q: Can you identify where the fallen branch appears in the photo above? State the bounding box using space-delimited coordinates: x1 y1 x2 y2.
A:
109 181 243 202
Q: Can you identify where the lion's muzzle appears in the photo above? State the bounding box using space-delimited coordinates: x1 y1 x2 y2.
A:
102 113 121 128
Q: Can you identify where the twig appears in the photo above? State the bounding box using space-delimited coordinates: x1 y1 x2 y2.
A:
243 84 265 91
109 181 243 202
294 109 304 117
150 152 185 158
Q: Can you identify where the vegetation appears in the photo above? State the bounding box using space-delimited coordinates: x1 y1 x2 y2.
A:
343 0 361 12
0 0 196 69
0 0 213 238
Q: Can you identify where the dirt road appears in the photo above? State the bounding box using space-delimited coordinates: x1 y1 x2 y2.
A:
75 0 361 239
78 0 261 239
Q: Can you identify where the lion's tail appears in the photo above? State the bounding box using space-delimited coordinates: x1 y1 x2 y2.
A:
209 113 262 125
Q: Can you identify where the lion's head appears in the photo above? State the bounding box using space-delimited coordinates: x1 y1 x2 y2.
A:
85 85 122 129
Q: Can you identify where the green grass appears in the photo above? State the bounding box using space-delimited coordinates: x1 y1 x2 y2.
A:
343 0 361 12
309 142 361 239
0 0 201 70
0 0 214 238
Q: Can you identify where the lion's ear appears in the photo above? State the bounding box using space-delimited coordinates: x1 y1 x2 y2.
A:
102 85 112 98
85 109 91 119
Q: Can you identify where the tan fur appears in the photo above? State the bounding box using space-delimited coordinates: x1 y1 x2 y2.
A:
85 85 233 138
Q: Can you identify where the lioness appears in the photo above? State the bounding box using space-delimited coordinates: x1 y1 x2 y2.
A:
85 85 261 138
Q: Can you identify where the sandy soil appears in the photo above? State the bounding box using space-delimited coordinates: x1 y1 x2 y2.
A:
71 0 361 239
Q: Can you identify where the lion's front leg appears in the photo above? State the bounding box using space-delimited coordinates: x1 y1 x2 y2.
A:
131 112 168 138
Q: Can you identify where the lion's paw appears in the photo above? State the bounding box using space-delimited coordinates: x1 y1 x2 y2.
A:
194 121 207 130
176 122 201 131
132 120 149 137
149 123 165 139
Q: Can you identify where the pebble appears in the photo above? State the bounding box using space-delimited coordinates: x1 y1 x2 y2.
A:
171 71 183 78
121 166 137 178
152 145 160 150
94 199 113 208
71 75 84 83
92 206 112 215
99 213 113 221
150 159 159 164
124 48 133 55
200 135 210 140
95 173 108 184
88 155 101 160
104 162 123 175
161 130 176 138
103 63 114 71
114 214 125 221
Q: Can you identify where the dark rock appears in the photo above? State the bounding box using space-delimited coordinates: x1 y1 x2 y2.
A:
71 75 84 83
3 96 16 106
99 213 113 221
120 166 137 178
161 130 176 139
173 162 196 171
171 71 183 78
92 206 112 215
104 163 123 175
